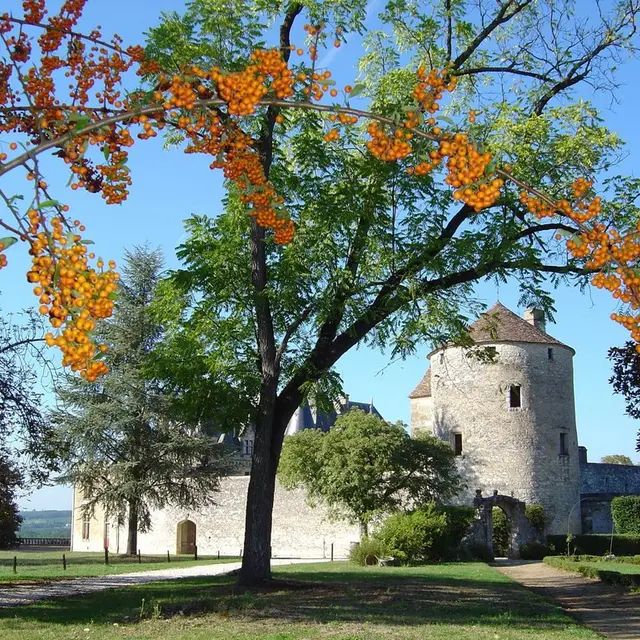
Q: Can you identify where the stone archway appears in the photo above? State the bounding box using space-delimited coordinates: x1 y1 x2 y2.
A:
176 519 196 555
469 490 537 558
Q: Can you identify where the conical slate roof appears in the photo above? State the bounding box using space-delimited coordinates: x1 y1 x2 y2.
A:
468 302 569 348
409 368 431 399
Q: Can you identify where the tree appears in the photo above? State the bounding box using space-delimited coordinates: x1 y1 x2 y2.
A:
0 451 21 549
278 409 459 535
2 0 640 584
609 342 640 452
601 454 635 465
53 246 229 555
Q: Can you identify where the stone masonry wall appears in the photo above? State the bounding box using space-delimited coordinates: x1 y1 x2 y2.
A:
581 462 640 495
73 477 360 559
410 396 433 437
428 342 581 534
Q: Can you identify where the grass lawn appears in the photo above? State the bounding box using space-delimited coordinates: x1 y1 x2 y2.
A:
0 561 598 639
0 551 238 583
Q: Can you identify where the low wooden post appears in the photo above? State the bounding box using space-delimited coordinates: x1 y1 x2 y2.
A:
138 550 141 564
62 554 67 571
194 545 198 561
217 550 220 560
331 543 334 562
12 556 17 574
104 548 109 565
167 550 170 563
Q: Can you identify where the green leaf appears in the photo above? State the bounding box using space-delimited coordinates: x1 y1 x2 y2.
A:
36 200 60 209
438 115 456 126
347 83 366 98
81 239 95 245
0 237 17 249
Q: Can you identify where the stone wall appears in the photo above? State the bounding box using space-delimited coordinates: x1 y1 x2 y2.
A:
580 461 640 495
72 477 360 559
410 395 433 437
427 341 581 534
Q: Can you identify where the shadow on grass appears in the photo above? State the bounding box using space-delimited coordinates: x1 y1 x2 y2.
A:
0 562 575 632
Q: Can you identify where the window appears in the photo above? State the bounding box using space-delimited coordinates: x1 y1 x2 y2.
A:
244 440 253 456
548 348 554 360
509 385 521 408
82 513 90 540
453 433 463 456
560 432 568 455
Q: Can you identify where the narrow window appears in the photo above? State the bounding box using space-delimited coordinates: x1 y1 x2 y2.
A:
454 433 463 456
244 440 253 456
509 385 521 408
548 348 554 360
82 513 91 540
560 433 568 455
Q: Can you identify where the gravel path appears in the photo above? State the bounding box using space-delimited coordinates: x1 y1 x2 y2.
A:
0 558 326 608
496 560 640 639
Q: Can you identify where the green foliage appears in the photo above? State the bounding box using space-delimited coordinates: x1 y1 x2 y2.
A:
608 343 640 451
525 504 546 536
548 534 640 556
348 537 389 566
374 506 449 564
278 410 460 530
492 507 510 557
601 454 635 465
612 496 640 534
440 505 475 549
53 247 229 552
519 542 553 560
0 453 21 549
462 542 495 564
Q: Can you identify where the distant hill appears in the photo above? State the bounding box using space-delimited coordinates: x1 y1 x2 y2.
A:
18 510 72 538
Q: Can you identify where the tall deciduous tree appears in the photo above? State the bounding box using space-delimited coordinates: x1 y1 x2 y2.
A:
278 409 459 535
601 454 635 465
144 0 640 584
54 247 228 555
0 452 22 550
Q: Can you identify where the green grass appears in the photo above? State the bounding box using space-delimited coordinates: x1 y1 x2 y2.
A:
0 561 599 639
544 556 640 587
0 551 238 583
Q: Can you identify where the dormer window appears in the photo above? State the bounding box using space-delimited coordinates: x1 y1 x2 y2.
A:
509 385 521 408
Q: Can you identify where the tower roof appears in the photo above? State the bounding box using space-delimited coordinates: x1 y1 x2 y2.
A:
467 302 570 349
409 368 431 399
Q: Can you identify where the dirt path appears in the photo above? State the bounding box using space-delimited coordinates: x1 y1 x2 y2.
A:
0 558 325 608
496 560 640 639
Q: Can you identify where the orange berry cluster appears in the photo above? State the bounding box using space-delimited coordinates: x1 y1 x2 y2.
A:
411 66 456 117
26 209 118 380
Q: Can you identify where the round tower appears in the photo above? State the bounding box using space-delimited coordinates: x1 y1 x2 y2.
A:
412 302 581 534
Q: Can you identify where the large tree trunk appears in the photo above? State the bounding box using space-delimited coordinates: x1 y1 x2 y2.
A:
126 498 138 556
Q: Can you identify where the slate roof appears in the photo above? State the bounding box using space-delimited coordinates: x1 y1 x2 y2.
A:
408 368 431 399
467 302 569 348
287 399 383 434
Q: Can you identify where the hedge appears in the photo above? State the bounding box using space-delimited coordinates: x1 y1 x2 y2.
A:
611 496 640 534
544 556 640 588
547 534 640 556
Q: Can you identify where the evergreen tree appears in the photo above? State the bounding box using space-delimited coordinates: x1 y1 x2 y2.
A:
54 246 228 555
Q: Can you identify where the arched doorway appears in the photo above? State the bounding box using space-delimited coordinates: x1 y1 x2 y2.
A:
176 519 196 555
492 506 510 557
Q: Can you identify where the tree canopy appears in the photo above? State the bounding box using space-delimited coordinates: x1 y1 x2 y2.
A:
609 342 640 452
278 409 459 534
601 454 635 465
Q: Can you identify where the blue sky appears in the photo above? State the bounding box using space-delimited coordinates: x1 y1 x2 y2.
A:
3 0 640 511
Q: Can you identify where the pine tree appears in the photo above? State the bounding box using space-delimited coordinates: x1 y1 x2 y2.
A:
54 246 228 554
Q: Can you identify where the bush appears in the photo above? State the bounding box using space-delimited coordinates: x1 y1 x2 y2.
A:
349 537 389 566
440 505 475 551
519 541 552 560
525 504 546 536
492 507 510 556
375 505 448 564
462 541 495 563
547 534 640 556
611 496 640 534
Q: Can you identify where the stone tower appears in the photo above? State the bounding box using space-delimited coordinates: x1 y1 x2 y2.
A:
410 302 581 534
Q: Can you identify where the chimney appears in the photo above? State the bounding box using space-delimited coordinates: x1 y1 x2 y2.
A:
578 446 588 465
523 308 546 333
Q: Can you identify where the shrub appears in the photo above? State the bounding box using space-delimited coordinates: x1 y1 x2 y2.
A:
492 507 510 556
349 537 389 566
463 541 495 563
544 556 640 588
375 505 448 564
525 504 546 536
440 505 475 551
611 496 640 534
519 541 552 560
547 534 640 556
